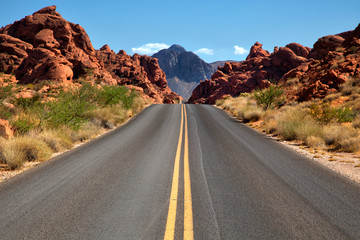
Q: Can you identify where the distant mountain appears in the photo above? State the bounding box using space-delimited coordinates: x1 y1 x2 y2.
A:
152 44 216 100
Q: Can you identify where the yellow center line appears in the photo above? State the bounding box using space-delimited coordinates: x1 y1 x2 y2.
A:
164 104 184 240
183 104 194 240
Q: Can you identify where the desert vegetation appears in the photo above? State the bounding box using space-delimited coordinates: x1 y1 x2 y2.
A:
0 75 149 169
216 78 360 154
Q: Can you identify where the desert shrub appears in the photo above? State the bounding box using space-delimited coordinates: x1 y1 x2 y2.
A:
309 103 336 123
306 136 326 149
277 107 323 141
309 104 355 123
263 110 278 133
336 107 356 122
86 107 117 128
72 122 103 142
2 145 25 169
12 116 35 135
132 96 148 113
15 95 41 109
240 107 264 122
352 116 360 129
0 105 12 120
97 85 127 106
323 124 360 152
45 84 97 130
96 85 137 109
30 129 73 152
254 85 284 110
3 137 52 169
0 137 6 163
0 84 14 101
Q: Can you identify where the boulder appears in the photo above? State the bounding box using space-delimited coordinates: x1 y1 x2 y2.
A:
246 42 270 60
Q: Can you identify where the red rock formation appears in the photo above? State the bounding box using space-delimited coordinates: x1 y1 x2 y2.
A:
189 23 360 104
282 23 360 101
96 46 181 103
0 5 114 84
189 42 309 104
0 119 13 139
246 42 270 60
0 6 180 103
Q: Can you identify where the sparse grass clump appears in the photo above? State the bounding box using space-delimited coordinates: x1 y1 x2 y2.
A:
306 136 326 149
29 129 74 152
276 107 323 141
72 122 103 142
323 125 360 152
2 137 52 169
217 95 265 123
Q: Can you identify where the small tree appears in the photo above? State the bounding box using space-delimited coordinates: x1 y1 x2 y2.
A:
254 85 284 110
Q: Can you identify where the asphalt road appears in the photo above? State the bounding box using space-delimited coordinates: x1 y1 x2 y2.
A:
0 104 360 239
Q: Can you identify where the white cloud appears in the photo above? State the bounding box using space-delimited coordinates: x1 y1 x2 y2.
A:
194 48 214 55
233 45 249 55
131 43 170 55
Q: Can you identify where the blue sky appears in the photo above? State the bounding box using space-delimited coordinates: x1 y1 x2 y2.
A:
1 0 359 63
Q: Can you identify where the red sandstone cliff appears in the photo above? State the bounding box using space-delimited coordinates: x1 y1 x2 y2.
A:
189 23 360 104
0 6 180 103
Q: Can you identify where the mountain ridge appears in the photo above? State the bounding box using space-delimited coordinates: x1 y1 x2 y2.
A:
152 44 216 99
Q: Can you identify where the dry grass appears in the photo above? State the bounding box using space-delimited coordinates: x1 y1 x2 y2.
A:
276 107 323 141
0 137 6 164
352 116 360 129
306 136 326 150
2 137 52 169
72 122 104 142
29 129 74 152
86 105 129 128
323 125 360 152
218 96 264 123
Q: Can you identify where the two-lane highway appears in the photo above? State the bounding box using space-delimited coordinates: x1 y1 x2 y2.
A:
0 104 360 239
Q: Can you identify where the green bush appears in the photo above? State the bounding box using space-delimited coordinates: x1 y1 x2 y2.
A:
0 105 12 120
15 95 41 109
309 103 336 123
336 107 356 123
309 103 356 123
12 117 34 135
0 84 13 101
97 85 136 109
254 85 284 110
45 84 97 130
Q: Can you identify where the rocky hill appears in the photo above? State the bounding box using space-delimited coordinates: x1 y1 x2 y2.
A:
209 60 239 69
0 6 180 103
189 24 360 104
152 44 216 99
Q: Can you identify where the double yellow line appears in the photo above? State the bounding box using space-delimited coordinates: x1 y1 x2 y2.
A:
164 104 194 240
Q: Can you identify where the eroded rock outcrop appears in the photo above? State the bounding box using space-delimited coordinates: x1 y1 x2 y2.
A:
96 46 181 103
189 23 360 104
188 42 309 104
282 23 360 101
0 6 180 103
0 5 115 84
